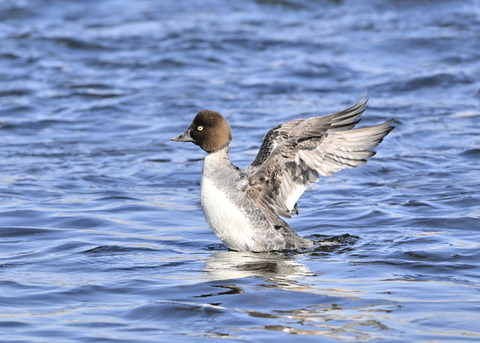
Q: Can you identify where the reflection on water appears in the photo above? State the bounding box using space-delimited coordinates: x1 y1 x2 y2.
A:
204 251 315 281
204 234 358 281
201 250 400 341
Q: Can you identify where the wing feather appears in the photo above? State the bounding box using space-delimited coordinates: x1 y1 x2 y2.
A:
249 93 369 168
244 97 393 219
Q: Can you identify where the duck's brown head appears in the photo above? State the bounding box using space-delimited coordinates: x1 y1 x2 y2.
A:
171 110 232 153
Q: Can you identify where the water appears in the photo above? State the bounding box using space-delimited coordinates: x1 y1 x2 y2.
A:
1 0 479 341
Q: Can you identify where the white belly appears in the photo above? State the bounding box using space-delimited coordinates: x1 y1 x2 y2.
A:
200 178 256 251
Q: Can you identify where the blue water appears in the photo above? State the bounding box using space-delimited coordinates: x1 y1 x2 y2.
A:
1 0 480 341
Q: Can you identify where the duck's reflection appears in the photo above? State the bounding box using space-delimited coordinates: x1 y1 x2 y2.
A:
204 250 315 283
203 234 358 283
198 235 397 340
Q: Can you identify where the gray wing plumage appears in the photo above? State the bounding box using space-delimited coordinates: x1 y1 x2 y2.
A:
249 94 369 168
244 95 394 219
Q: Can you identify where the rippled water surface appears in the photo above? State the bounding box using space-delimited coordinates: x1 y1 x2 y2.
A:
1 0 480 342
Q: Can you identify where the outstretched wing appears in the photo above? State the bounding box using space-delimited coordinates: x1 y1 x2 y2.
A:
245 99 394 219
249 94 369 168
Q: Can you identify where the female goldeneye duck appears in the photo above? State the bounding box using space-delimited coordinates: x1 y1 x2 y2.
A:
172 95 394 252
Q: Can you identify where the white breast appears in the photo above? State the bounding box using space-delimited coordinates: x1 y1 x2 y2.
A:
200 177 256 251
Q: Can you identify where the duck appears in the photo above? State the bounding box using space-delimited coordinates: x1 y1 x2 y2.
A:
172 95 393 252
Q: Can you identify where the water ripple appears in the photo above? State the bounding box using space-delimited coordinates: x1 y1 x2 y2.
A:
1 0 480 342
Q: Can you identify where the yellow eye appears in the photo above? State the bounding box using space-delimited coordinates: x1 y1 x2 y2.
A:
197 126 204 131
